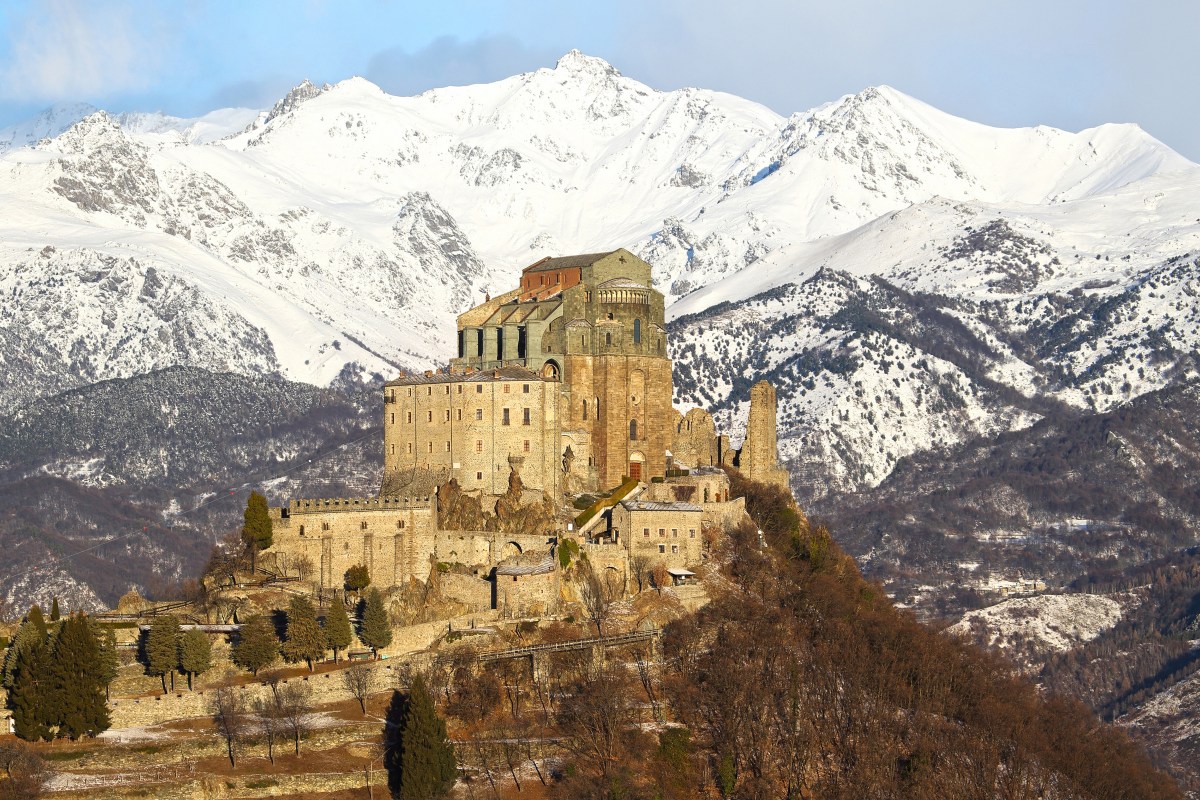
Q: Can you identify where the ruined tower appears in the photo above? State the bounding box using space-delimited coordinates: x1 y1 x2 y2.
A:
739 380 790 490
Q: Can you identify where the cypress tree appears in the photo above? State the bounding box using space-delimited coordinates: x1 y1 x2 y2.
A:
50 597 60 622
145 615 181 694
242 491 273 567
359 588 392 659
399 675 457 799
233 614 279 675
48 614 110 739
10 637 51 741
94 624 120 701
325 593 354 663
179 628 213 690
27 605 47 639
281 596 325 671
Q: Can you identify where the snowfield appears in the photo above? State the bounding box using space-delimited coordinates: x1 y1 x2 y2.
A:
950 593 1125 656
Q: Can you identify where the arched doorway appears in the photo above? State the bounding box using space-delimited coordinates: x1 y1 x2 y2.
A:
628 451 645 481
541 360 561 381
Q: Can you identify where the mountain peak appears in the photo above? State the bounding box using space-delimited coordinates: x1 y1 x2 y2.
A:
553 50 621 77
264 79 329 125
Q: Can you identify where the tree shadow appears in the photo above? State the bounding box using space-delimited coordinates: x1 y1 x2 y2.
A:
383 688 409 797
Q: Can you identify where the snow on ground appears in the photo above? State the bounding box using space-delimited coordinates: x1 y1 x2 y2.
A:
949 593 1124 655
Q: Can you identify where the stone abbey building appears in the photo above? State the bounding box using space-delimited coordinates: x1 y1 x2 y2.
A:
269 248 787 603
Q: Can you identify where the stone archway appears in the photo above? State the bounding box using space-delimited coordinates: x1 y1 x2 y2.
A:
628 451 645 481
501 541 523 560
541 359 561 381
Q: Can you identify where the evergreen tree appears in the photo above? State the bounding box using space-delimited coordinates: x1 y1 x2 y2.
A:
178 628 212 690
3 610 48 689
398 675 457 799
93 624 120 701
344 564 370 593
47 614 110 739
49 597 60 622
233 614 279 675
325 593 354 663
242 491 273 567
281 596 325 671
144 615 181 694
10 638 51 741
359 588 392 659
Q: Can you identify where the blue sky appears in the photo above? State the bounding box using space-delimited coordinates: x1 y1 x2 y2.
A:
0 0 1196 160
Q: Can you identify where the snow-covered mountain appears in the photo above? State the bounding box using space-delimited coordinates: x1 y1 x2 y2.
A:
0 51 1196 497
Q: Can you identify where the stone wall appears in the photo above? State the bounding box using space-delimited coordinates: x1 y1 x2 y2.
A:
671 407 720 469
610 502 703 570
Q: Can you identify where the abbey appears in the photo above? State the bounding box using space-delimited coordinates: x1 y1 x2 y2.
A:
269 248 785 605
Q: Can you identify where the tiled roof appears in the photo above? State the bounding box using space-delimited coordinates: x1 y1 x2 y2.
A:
522 251 617 273
496 552 556 576
386 364 543 387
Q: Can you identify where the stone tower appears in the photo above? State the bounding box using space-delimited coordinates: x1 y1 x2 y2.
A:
739 380 790 490
450 249 673 492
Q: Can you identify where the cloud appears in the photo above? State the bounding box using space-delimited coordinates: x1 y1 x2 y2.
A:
365 35 560 97
0 0 172 102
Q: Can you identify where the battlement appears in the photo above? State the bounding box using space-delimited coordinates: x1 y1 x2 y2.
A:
284 495 434 515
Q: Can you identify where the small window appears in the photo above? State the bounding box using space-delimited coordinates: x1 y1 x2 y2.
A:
671 545 678 554
360 521 368 530
523 440 530 452
504 384 510 393
583 400 588 420
407 412 412 424
643 528 650 538
457 385 462 394
457 409 462 421
322 522 330 531
427 411 433 422
476 471 483 480
299 524 305 536
445 385 450 395
672 528 678 538
475 408 483 420
689 529 696 538
502 408 510 426
585 291 592 302
659 528 665 538
629 419 638 440
445 441 451 451
390 444 395 455
606 332 612 346
445 409 451 422
427 387 431 396
476 385 483 394
476 440 483 453
659 544 665 553
523 384 529 394
523 408 531 425
407 388 412 397
397 520 405 529
407 443 412 454
633 318 641 344
390 412 394 424
427 442 433 453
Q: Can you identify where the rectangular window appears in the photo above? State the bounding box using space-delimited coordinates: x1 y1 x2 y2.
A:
407 388 412 397
476 471 483 480
689 529 696 538
457 385 462 394
407 412 412 423
322 522 330 531
457 409 462 421
504 384 510 393
390 412 394 424
523 408 531 425
475 408 483 420
672 528 678 538
390 444 395 455
427 411 432 422
643 528 650 538
671 545 678 554
476 385 483 394
476 440 483 453
659 544 665 553
427 387 431 395
445 385 450 394
523 384 529 394
407 443 412 454
445 410 451 422
523 440 530 452
659 528 665 538
360 521 368 530
502 408 510 426
446 441 451 451
427 442 433 453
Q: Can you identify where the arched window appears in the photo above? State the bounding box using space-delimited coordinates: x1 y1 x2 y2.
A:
629 419 638 440
633 319 641 344
605 332 612 347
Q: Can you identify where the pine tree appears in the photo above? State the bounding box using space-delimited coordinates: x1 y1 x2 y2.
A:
178 628 212 690
281 596 325 671
47 614 110 739
399 675 457 799
325 593 354 663
10 638 51 741
359 588 392 659
49 597 60 622
93 623 120 701
26 605 47 638
145 615 181 694
233 614 279 675
242 491 273 569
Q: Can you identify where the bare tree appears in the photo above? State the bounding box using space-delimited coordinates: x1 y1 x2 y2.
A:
278 682 314 755
0 740 49 799
630 553 652 593
211 685 248 767
252 695 282 764
295 554 315 583
578 563 613 638
651 562 670 593
342 660 378 715
275 551 293 579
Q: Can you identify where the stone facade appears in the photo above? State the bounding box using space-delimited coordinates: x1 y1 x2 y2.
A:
451 249 673 491
738 380 791 490
493 551 559 617
609 500 704 571
382 366 559 498
671 407 721 469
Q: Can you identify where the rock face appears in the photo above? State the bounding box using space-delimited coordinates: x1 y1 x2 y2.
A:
737 380 790 490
